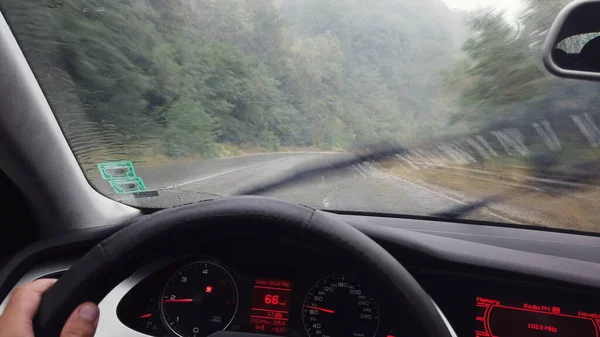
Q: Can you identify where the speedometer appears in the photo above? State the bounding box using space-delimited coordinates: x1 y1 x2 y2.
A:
302 275 380 337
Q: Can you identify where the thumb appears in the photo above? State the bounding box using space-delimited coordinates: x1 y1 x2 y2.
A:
60 303 99 337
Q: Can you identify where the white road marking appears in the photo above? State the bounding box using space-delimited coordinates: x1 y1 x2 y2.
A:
163 157 289 189
390 175 467 205
483 212 521 224
395 153 421 170
366 162 387 178
386 173 519 224
357 163 374 176
322 196 332 208
159 152 520 224
352 164 368 178
218 151 348 160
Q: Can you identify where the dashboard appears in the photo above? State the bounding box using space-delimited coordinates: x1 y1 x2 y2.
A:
116 256 600 337
2 213 600 337
116 255 391 337
417 270 600 337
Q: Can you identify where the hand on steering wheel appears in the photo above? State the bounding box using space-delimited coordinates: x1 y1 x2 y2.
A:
0 279 99 337
33 197 455 337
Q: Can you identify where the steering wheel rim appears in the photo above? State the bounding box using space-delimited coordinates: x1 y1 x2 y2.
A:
34 196 455 337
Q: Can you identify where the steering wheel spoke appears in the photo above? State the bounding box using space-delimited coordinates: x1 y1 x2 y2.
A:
34 196 454 337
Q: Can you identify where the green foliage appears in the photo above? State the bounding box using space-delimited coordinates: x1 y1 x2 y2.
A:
443 0 600 129
0 0 465 160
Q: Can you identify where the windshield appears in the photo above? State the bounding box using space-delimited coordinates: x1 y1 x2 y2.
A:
1 0 599 233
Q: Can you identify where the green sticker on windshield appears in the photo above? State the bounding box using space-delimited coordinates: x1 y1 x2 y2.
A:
97 161 137 180
109 177 147 194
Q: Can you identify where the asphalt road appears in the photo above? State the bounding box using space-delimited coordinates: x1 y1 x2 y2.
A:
106 152 505 222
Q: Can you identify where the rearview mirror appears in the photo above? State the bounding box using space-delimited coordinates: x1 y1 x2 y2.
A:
543 0 600 81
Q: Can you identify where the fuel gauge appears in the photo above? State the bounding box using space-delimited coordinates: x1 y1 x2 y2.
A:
138 311 160 333
117 291 166 336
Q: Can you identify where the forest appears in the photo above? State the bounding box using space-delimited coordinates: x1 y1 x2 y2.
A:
0 0 465 162
443 0 600 131
0 0 598 165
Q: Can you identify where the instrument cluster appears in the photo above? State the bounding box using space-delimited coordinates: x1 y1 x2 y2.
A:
117 255 406 337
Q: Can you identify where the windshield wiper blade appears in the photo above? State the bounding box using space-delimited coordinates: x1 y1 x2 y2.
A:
234 146 408 196
235 149 519 223
431 195 507 219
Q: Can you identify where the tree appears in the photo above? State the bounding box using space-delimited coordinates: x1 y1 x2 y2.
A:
442 0 600 131
1 0 468 162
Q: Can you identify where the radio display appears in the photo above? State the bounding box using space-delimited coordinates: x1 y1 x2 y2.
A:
249 279 292 335
476 296 600 337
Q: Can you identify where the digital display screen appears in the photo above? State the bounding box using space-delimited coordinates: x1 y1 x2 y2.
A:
249 279 292 335
476 296 600 337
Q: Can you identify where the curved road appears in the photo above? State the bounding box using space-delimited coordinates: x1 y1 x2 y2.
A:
104 152 504 222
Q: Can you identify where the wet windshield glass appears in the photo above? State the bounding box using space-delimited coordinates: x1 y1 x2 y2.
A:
1 0 599 232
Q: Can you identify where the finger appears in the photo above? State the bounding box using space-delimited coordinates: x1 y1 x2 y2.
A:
2 279 57 321
60 302 99 337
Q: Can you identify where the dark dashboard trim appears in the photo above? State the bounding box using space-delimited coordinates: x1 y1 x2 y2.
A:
0 220 133 301
331 209 600 238
1 212 600 306
139 206 600 239
353 222 600 289
340 214 600 264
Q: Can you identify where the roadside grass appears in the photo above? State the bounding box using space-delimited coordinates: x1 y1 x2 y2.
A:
79 136 600 234
80 142 340 170
380 158 600 233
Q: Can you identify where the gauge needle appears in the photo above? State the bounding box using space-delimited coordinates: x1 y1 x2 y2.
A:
305 305 335 314
164 299 194 303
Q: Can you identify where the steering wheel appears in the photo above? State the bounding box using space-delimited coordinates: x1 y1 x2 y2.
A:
34 196 455 337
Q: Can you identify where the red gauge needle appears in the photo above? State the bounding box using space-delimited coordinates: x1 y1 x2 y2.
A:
164 299 194 303
305 305 335 314
139 313 152 318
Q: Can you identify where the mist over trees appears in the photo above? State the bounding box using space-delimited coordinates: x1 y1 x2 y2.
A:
1 0 466 161
1 0 595 164
443 0 600 132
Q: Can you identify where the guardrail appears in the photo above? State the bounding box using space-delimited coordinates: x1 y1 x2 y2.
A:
397 111 600 187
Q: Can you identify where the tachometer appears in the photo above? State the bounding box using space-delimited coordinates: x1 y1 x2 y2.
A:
302 275 379 337
161 261 238 337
